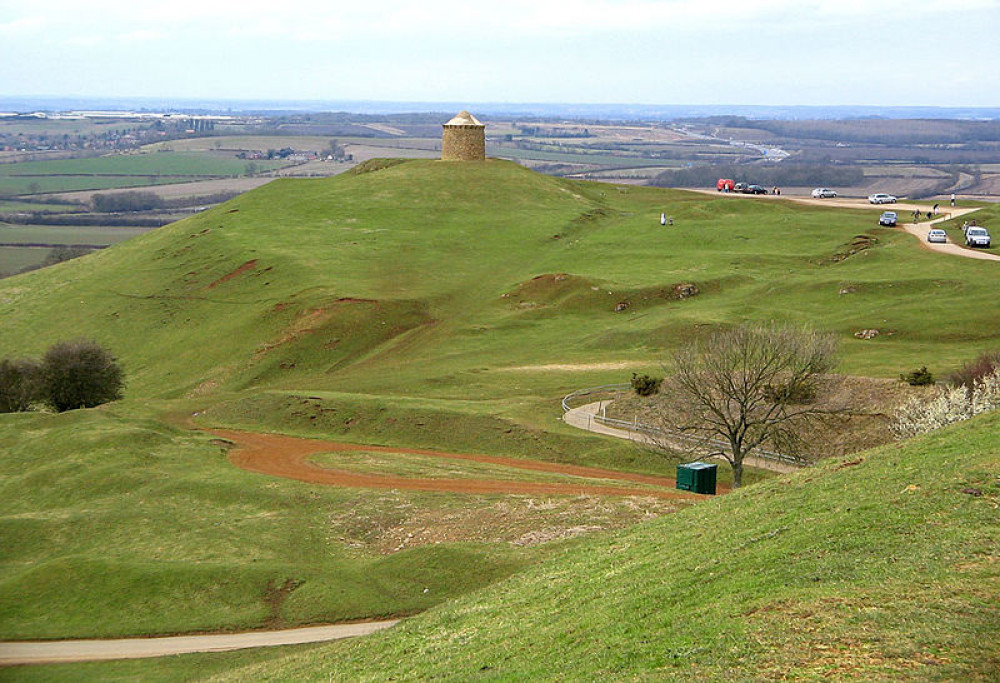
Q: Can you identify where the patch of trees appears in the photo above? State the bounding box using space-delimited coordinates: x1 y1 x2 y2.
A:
0 340 123 413
91 191 164 213
1 212 168 227
710 117 1000 145
649 164 864 189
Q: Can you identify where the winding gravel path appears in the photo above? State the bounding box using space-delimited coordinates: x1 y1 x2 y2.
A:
0 621 399 666
563 401 800 475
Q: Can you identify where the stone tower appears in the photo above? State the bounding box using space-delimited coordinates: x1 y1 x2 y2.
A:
441 110 485 161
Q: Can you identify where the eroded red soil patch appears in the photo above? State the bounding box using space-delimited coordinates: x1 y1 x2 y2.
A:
212 428 707 499
206 259 258 289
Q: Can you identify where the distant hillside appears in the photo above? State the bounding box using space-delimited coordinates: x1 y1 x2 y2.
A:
3 157 1000 402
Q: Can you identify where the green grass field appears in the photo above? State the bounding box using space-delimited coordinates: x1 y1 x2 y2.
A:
0 224 150 245
0 152 286 178
0 152 288 196
0 246 49 275
0 159 998 676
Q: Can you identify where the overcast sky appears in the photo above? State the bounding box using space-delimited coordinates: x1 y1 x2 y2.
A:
2 0 998 107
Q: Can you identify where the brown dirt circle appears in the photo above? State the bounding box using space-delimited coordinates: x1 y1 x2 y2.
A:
210 428 713 500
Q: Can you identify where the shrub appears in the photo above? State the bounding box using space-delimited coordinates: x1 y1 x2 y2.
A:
900 366 935 386
0 358 45 413
630 373 662 397
763 378 817 403
42 340 124 412
893 370 1000 438
948 351 1000 389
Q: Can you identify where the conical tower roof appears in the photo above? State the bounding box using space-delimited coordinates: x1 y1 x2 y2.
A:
444 110 483 127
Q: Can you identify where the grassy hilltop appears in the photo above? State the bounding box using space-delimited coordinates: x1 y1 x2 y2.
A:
1 159 999 677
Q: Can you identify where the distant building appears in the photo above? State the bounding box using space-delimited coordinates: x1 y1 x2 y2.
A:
441 111 485 161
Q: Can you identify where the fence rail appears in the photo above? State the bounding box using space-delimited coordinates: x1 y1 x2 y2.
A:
562 385 806 468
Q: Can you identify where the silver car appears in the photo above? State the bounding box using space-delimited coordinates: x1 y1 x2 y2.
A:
927 229 947 243
811 188 837 198
868 193 897 204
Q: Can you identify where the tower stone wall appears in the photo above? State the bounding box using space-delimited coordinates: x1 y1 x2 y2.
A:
442 111 485 161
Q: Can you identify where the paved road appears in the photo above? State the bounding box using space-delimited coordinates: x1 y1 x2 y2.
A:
563 401 801 475
0 621 399 666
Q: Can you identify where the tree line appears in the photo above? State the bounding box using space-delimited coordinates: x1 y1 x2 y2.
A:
0 340 123 413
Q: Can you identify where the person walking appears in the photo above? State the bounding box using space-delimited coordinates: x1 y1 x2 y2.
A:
951 193 956 207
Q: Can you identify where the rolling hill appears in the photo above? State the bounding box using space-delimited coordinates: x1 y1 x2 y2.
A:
1 159 999 677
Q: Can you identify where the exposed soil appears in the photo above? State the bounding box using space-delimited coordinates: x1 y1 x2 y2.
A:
206 259 258 289
212 428 702 500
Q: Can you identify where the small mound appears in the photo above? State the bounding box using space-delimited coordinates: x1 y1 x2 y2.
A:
503 274 702 314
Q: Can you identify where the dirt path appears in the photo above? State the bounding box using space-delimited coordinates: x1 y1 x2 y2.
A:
563 402 800 475
0 621 398 666
899 211 1000 262
211 428 702 500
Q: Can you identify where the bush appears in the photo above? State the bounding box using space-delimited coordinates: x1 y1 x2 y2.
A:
630 373 662 397
91 191 163 213
0 358 45 413
893 370 1000 438
42 340 124 412
900 366 935 386
948 351 1000 389
763 379 817 403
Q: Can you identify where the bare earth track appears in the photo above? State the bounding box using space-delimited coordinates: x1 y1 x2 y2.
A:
212 428 704 499
0 622 399 666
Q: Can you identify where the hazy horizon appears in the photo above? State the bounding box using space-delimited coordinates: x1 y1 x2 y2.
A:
2 1 998 109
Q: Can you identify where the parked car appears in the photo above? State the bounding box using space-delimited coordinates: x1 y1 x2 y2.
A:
868 193 897 204
745 184 768 194
733 182 749 193
811 188 837 198
927 229 947 243
716 178 734 192
879 211 898 227
966 226 991 248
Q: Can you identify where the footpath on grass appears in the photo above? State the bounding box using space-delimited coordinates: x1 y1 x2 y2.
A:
563 401 801 475
212 427 702 499
0 621 399 666
899 208 1000 261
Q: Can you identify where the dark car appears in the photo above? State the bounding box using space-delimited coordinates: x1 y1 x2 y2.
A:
745 184 768 194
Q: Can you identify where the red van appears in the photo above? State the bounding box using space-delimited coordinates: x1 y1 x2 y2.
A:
716 178 734 192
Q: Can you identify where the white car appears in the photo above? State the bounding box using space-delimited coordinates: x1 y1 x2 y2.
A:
811 188 837 198
927 229 947 243
868 193 897 205
966 227 991 248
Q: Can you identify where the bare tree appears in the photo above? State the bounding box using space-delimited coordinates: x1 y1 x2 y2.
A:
652 323 838 487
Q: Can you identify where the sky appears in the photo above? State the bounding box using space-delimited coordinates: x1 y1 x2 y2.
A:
1 0 999 107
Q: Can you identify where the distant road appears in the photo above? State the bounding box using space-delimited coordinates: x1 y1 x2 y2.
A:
0 621 399 666
689 191 998 262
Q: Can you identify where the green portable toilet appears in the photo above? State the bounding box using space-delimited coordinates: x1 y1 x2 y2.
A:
676 461 718 495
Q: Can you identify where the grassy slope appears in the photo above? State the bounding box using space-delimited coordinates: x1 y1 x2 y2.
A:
0 408 549 639
2 159 1000 651
207 411 1000 681
2 159 998 399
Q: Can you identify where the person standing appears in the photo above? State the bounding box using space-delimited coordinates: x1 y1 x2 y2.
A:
951 193 956 207
933 203 939 215
660 212 667 226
